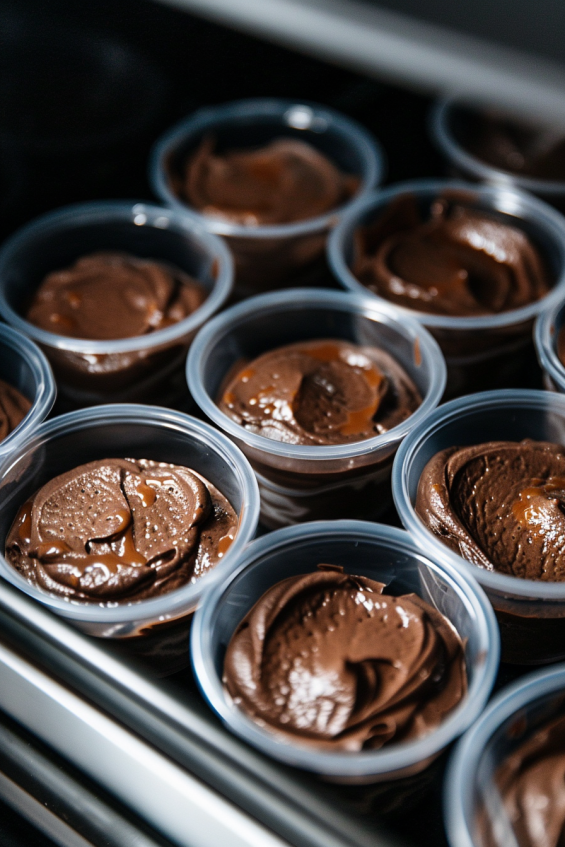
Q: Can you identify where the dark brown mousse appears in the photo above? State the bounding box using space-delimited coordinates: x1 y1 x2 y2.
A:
487 714 565 847
558 326 565 370
0 379 31 443
27 252 207 340
463 111 565 180
218 339 421 446
353 195 551 316
416 440 565 581
5 458 237 603
174 136 359 226
223 565 467 751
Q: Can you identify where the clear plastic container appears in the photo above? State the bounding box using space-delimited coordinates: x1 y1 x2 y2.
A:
327 179 565 397
0 324 56 460
191 520 499 782
0 405 259 638
186 288 446 528
393 388 565 664
535 297 565 392
0 201 233 409
431 98 565 209
445 663 565 847
150 98 384 297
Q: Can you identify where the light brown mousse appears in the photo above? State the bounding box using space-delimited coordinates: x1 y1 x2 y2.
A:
5 458 237 603
223 565 467 751
353 195 551 317
416 439 565 581
174 136 359 226
218 339 421 446
27 252 207 340
0 379 31 443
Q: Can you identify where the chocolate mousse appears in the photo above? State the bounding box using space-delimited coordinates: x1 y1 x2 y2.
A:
174 136 359 226
462 110 565 180
5 458 237 603
218 339 422 446
353 195 551 316
416 439 565 581
487 713 565 847
27 252 207 340
0 378 31 443
223 565 466 751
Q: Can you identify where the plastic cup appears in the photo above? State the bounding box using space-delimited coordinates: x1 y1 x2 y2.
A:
0 201 233 409
186 288 446 529
445 664 565 847
150 98 384 298
191 520 499 782
328 179 565 398
0 324 56 461
0 405 259 639
431 98 565 210
393 388 565 665
535 297 565 392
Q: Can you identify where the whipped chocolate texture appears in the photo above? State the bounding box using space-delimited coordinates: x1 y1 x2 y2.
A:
0 378 31 443
175 136 359 226
5 458 237 603
219 339 421 446
463 111 565 180
27 252 207 340
490 714 565 847
416 439 565 581
223 566 466 751
353 196 551 316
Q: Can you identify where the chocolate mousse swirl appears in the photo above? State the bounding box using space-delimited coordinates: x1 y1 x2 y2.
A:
27 252 207 340
219 339 421 446
487 714 565 847
223 566 466 751
5 458 237 603
0 379 31 443
416 440 565 581
353 196 551 316
177 136 359 226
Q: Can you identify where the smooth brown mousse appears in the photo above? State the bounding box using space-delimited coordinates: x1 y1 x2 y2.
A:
26 252 207 340
5 458 237 603
174 136 359 226
486 714 565 847
353 195 551 317
463 111 565 180
557 326 565 369
0 378 31 443
416 439 565 581
218 339 422 446
223 565 467 751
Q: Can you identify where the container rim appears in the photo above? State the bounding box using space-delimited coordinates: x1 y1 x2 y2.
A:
191 520 499 777
0 200 234 355
535 297 565 392
0 404 260 627
432 97 565 196
150 97 385 239
444 663 565 847
186 287 447 462
0 324 56 458
327 177 565 330
393 387 565 600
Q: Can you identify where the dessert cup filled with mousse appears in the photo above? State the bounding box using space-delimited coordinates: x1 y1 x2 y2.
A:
445 663 565 847
535 297 565 392
0 200 233 410
187 288 446 528
432 97 565 210
150 98 384 298
0 405 259 648
394 388 565 664
328 179 565 397
0 324 56 460
191 520 498 782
